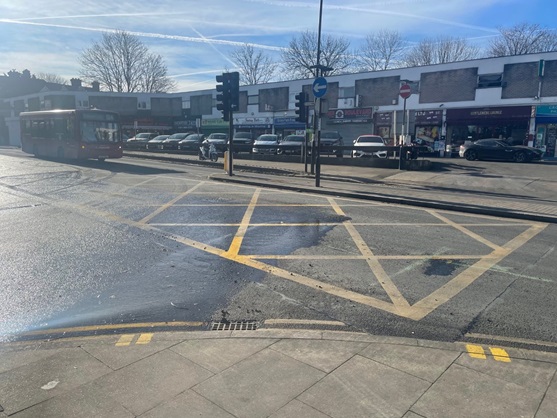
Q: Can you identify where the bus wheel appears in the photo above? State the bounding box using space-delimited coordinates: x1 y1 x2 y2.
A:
57 148 64 159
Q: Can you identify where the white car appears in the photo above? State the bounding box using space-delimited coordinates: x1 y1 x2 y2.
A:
252 134 279 154
352 135 388 158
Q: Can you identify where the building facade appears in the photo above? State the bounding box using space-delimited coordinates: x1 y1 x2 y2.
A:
2 52 557 157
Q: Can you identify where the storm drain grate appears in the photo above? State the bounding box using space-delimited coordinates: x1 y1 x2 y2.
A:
210 321 257 331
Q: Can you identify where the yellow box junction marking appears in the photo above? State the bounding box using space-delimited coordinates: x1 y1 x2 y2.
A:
68 182 548 323
115 333 154 346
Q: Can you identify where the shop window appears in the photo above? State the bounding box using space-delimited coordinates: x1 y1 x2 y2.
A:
478 74 503 88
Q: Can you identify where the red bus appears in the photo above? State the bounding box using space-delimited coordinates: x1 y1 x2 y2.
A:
20 109 123 161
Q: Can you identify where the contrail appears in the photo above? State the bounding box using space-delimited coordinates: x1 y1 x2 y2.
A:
243 0 499 33
189 26 237 68
0 18 286 51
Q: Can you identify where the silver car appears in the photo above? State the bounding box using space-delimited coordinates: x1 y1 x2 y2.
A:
252 134 279 154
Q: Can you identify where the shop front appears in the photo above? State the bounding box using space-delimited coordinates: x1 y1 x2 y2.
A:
326 107 373 142
233 117 273 138
535 105 557 158
414 110 443 152
374 112 393 144
274 116 306 138
446 106 532 150
173 116 199 134
121 117 174 138
201 118 229 135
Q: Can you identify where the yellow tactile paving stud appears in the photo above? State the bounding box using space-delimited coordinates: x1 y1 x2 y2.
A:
465 344 511 362
116 183 548 322
115 333 154 347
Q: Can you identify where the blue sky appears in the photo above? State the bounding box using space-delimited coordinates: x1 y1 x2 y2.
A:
0 0 555 92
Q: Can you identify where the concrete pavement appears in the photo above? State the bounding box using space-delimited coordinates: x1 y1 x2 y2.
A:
1 329 556 417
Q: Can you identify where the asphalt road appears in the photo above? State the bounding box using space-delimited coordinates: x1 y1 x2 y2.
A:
1 150 556 351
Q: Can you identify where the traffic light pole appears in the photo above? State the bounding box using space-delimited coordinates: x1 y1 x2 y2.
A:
228 110 234 176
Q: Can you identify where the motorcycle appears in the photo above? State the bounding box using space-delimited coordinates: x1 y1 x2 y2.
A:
199 141 219 162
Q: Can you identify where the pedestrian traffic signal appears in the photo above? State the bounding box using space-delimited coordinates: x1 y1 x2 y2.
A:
216 73 231 121
295 92 307 123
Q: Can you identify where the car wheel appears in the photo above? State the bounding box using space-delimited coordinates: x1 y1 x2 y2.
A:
513 152 527 163
277 149 283 155
465 150 477 161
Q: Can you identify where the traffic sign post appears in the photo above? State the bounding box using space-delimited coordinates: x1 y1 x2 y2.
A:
312 77 328 98
399 83 412 170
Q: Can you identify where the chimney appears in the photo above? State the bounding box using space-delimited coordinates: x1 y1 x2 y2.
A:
70 78 82 88
91 81 100 92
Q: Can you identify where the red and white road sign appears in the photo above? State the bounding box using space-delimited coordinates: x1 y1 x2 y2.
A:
399 84 412 99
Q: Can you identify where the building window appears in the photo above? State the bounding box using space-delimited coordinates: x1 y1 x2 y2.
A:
183 100 191 109
339 86 355 98
248 95 259 105
478 74 503 88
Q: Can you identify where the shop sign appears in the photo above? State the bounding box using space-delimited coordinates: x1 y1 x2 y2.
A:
202 118 229 127
536 105 557 117
174 119 197 129
415 110 442 124
327 107 372 124
447 106 531 121
374 112 392 125
234 116 273 125
274 116 305 128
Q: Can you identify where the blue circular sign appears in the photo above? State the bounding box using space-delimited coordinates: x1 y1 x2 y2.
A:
312 77 328 98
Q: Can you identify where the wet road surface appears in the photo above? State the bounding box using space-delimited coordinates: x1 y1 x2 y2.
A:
1 150 556 351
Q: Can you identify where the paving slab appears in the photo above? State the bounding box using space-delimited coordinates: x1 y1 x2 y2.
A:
412 363 545 418
359 343 460 383
456 352 557 392
536 372 557 418
0 347 73 374
269 399 331 418
0 347 111 415
298 354 430 418
140 390 235 418
9 384 133 418
193 348 325 418
83 340 177 370
90 349 213 416
270 339 370 373
170 338 277 373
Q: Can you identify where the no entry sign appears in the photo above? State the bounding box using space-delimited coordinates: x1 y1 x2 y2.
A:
399 84 412 99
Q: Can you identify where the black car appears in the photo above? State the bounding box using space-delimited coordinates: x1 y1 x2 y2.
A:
230 132 254 153
146 135 170 150
277 134 305 155
319 130 344 157
459 138 543 162
178 133 205 151
161 133 192 150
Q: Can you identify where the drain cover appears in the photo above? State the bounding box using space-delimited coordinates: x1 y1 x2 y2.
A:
210 321 257 331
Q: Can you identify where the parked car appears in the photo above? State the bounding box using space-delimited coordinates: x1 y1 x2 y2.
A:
352 135 388 158
230 132 254 153
161 133 192 150
203 133 229 153
178 133 205 151
277 134 305 155
320 130 344 157
252 134 279 154
126 132 158 148
459 138 543 162
146 135 170 150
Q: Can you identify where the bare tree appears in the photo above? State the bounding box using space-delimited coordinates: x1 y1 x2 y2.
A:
230 44 275 85
36 72 67 85
281 30 353 78
488 23 557 57
79 30 175 93
405 36 480 66
359 30 406 71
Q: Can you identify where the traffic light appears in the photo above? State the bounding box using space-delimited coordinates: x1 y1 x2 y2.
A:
295 92 307 123
216 73 231 121
229 72 240 111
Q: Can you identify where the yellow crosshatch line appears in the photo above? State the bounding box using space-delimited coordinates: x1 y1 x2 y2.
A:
86 184 548 321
